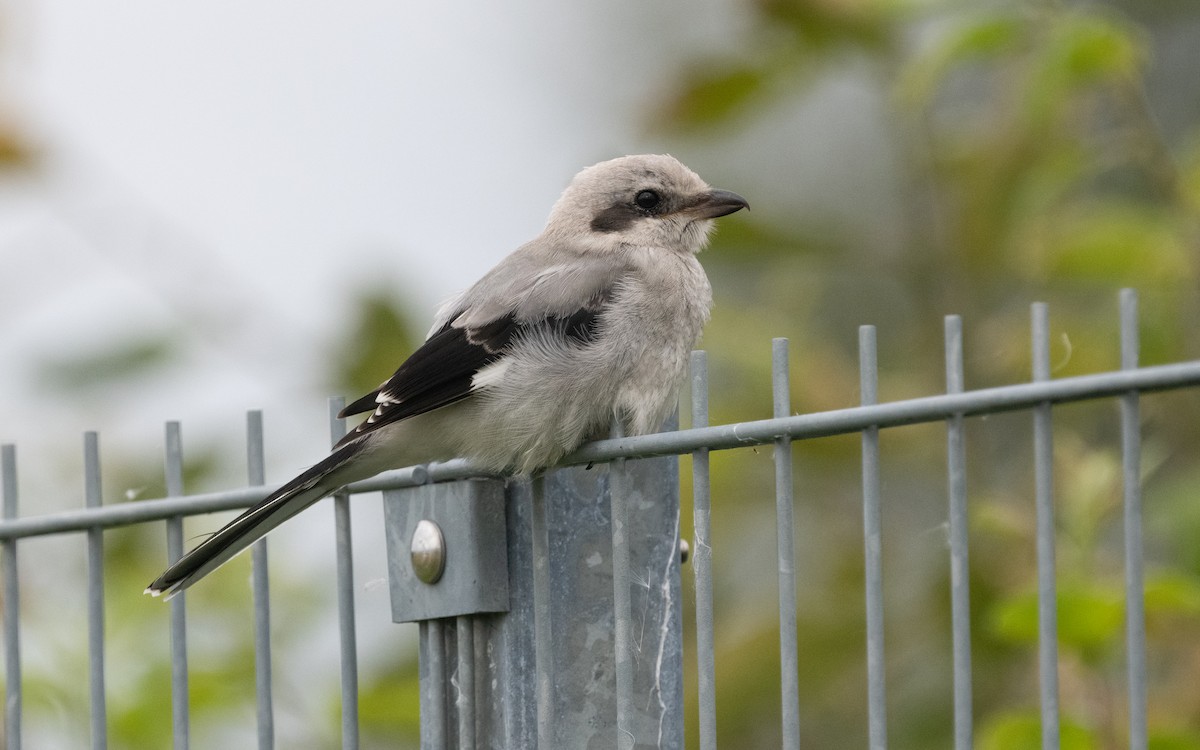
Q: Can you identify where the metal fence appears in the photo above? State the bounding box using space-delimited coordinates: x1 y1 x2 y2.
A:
3 288 1200 748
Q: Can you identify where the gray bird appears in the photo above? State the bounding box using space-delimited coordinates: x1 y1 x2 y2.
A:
146 154 747 598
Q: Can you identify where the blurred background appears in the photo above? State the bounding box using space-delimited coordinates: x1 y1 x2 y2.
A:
2 0 1200 747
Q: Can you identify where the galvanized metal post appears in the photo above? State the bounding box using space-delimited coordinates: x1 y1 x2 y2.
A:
384 454 684 749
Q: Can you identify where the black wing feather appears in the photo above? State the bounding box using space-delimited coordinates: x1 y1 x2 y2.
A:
335 290 611 448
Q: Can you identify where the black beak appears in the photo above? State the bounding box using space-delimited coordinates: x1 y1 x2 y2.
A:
690 189 750 219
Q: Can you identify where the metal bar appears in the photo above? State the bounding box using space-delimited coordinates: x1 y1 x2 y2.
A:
1030 304 1060 750
690 351 718 750
944 317 973 750
773 338 801 750
561 360 1200 467
0 464 421 541
5 359 1200 543
329 398 360 750
1119 290 1148 750
455 616 475 749
2 443 22 750
84 432 108 750
164 421 190 750
246 411 275 750
530 475 555 749
859 327 887 750
610 421 635 750
420 619 447 750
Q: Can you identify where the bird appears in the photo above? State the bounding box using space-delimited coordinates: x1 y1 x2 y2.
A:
146 154 748 599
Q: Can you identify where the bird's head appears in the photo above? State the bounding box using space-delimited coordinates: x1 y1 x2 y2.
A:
547 154 748 255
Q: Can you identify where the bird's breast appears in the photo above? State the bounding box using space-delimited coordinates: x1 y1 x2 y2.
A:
610 253 712 435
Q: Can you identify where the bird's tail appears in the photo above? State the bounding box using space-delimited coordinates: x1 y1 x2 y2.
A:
145 440 368 599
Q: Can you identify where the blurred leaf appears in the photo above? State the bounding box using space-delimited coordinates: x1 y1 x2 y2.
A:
705 213 825 260
1145 570 1200 620
332 286 422 398
1031 200 1193 282
1180 130 1200 213
988 580 1123 660
1149 728 1200 750
897 13 1025 107
0 117 37 169
1046 13 1144 85
1005 145 1091 235
35 335 178 391
707 621 785 748
658 63 770 131
973 496 1032 541
1056 582 1125 659
359 659 421 744
1056 444 1121 556
758 0 895 51
978 710 1098 750
1024 13 1145 128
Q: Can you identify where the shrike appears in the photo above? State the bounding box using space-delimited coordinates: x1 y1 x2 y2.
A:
147 154 747 598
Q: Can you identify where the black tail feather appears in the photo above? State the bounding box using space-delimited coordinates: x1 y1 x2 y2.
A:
145 440 365 598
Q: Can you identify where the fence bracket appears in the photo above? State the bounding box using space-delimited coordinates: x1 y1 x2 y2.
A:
382 478 509 623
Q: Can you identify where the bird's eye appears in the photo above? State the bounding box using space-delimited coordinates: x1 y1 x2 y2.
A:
634 190 661 211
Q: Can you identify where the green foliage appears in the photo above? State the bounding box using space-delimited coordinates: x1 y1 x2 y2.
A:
1149 728 1200 750
978 711 1098 750
331 285 422 399
987 580 1124 660
896 14 1026 108
662 64 773 132
659 0 1200 746
357 659 422 746
34 334 178 392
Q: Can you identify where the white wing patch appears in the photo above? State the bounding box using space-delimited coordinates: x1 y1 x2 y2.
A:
471 359 510 391
367 389 401 424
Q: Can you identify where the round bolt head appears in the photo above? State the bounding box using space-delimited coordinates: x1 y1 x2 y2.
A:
410 519 446 584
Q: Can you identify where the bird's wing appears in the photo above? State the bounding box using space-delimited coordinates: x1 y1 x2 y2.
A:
336 255 625 446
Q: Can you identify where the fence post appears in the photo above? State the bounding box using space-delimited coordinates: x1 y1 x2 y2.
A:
382 454 684 749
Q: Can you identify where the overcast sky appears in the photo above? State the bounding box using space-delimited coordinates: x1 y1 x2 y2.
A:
0 0 748 464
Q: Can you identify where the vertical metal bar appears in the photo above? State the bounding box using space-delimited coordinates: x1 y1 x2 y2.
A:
329 398 360 750
944 317 973 750
421 619 447 750
690 351 718 750
246 411 275 750
164 422 189 750
610 420 635 750
772 338 802 750
84 433 108 750
858 327 888 750
1119 289 1148 750
530 475 555 749
2 443 22 750
1030 304 1061 750
455 616 476 749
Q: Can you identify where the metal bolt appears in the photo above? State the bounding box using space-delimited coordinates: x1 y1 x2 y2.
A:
410 519 447 584
679 539 690 565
